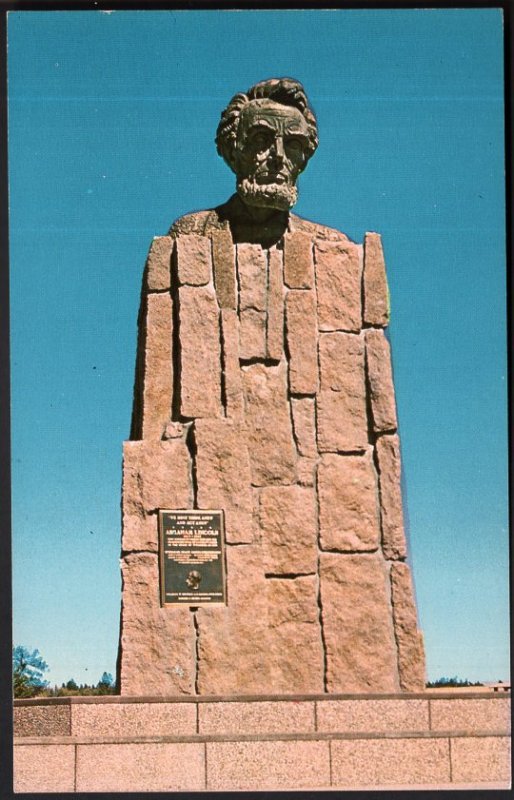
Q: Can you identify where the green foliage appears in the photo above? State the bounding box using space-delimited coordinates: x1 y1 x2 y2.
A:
13 645 117 696
13 646 49 698
426 676 483 688
43 672 117 697
97 672 114 694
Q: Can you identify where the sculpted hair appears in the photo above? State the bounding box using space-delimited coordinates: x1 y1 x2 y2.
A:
216 77 319 172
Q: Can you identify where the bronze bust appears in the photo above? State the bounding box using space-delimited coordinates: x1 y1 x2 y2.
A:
170 78 347 248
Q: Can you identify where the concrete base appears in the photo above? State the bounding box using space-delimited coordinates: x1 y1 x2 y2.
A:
14 691 510 792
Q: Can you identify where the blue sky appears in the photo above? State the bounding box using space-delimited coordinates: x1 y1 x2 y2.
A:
8 9 508 686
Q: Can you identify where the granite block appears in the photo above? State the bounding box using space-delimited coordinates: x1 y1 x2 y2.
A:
331 737 450 786
140 292 174 439
266 576 325 693
195 545 272 694
237 242 267 310
319 553 399 692
317 332 368 452
284 230 314 288
259 484 317 574
178 284 222 418
194 417 254 544
315 239 361 332
285 289 318 394
266 245 285 361
199 700 314 735
365 327 397 432
220 308 244 420
451 736 511 783
212 228 237 309
363 231 389 326
14 744 75 792
76 742 205 791
206 739 330 790
317 698 428 733
242 361 297 486
175 232 212 286
14 703 71 737
430 698 510 733
119 553 196 695
71 701 196 737
145 235 173 292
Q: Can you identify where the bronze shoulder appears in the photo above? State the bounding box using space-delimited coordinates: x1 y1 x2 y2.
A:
289 213 353 242
168 208 228 237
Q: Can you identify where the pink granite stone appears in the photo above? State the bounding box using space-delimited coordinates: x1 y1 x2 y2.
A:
122 438 192 517
237 242 267 311
194 417 254 544
285 289 319 394
317 451 380 551
297 456 316 486
211 228 237 309
242 360 297 485
267 575 324 692
317 698 429 733
390 562 426 691
430 698 511 734
178 284 222 418
145 235 173 291
162 420 184 439
76 742 205 791
119 552 196 695
314 238 361 332
365 327 397 432
266 245 285 361
206 740 330 790
71 701 196 737
259 485 317 574
239 307 267 360
175 232 212 285
375 434 407 559
331 737 450 786
450 737 511 783
317 332 368 452
140 292 173 440
122 512 159 553
14 744 75 792
196 544 272 694
122 439 192 552
363 232 389 326
319 553 399 692
291 397 317 457
284 230 314 288
199 699 315 735
220 308 244 419
14 704 71 736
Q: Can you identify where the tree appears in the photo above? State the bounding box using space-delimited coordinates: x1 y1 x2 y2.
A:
12 646 49 698
96 672 114 695
426 675 483 688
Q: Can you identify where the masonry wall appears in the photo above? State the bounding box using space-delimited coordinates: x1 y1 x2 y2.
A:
117 225 426 696
13 693 511 792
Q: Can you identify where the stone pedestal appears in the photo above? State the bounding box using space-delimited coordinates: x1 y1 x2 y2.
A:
117 220 426 696
13 692 511 791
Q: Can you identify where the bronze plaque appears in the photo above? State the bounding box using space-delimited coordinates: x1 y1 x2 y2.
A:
158 509 227 606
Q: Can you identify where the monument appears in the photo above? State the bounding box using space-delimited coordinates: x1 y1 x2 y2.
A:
14 77 510 794
116 77 426 696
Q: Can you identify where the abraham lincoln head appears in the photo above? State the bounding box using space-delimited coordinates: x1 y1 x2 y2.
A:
215 78 319 213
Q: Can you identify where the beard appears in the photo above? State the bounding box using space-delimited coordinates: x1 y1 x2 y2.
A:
237 177 298 211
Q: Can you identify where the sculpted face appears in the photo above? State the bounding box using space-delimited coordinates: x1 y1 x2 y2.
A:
234 99 311 211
